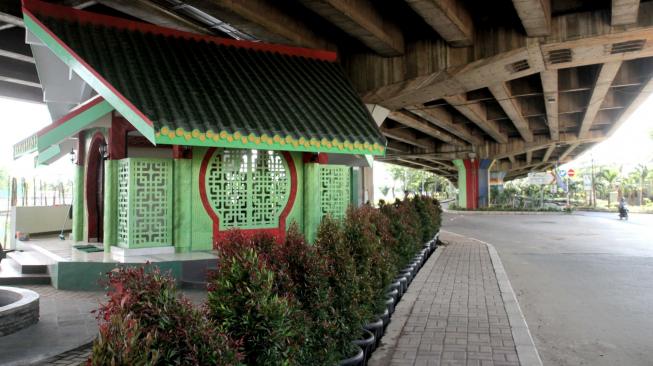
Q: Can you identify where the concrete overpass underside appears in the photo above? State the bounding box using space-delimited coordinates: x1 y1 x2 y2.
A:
2 0 652 186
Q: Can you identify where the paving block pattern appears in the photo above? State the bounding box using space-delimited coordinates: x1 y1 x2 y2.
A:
370 234 521 366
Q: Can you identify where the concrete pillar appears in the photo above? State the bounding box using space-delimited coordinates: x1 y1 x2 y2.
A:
490 171 507 191
362 166 374 204
453 158 493 209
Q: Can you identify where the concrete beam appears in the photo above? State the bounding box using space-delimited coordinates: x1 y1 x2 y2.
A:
299 0 404 56
489 82 534 142
363 11 653 110
381 127 432 149
0 49 34 64
542 144 555 162
0 80 42 103
185 0 333 50
540 69 559 140
579 61 622 138
444 94 508 144
559 142 580 161
404 0 473 47
0 59 40 88
479 131 604 160
0 12 23 28
612 0 640 26
511 0 551 36
97 0 210 34
408 106 484 145
388 111 468 147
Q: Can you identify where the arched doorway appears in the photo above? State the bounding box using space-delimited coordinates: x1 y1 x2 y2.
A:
86 133 106 242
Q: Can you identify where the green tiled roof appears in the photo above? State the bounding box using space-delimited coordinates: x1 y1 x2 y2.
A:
25 1 386 155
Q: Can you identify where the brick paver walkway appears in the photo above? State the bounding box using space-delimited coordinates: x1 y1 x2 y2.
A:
370 233 526 366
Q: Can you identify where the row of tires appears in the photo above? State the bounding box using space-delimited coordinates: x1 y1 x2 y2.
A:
340 232 440 366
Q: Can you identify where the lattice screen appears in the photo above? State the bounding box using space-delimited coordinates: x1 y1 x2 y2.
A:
206 150 289 229
117 160 130 246
319 165 350 219
116 158 172 248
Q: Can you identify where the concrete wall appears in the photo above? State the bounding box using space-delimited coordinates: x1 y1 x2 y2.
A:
10 205 72 248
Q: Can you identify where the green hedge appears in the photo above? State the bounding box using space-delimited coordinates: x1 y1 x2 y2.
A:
89 196 442 365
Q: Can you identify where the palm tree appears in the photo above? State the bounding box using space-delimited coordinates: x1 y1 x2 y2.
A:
634 164 650 206
598 169 619 207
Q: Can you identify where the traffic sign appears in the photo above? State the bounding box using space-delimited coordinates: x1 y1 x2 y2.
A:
558 169 566 177
583 175 592 190
527 172 555 185
567 168 575 178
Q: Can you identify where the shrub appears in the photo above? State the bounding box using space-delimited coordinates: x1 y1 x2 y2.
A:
344 205 396 316
315 215 362 357
207 245 302 366
274 224 341 365
380 199 422 269
89 266 239 366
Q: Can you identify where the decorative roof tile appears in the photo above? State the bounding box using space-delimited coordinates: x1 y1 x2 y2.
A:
22 0 386 155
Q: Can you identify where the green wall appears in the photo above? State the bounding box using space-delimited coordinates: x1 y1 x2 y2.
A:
189 148 304 251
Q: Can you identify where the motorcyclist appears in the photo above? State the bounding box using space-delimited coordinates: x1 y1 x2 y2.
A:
618 197 628 219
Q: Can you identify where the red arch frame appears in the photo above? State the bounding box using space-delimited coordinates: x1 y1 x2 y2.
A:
86 132 106 241
199 148 298 248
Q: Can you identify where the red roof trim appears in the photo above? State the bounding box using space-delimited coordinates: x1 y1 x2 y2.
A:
22 0 338 62
36 95 105 137
23 7 155 129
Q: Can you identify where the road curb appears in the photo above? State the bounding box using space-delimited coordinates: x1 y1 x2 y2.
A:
445 210 567 215
442 230 544 366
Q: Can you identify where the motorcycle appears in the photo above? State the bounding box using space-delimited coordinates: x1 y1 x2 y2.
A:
619 206 629 220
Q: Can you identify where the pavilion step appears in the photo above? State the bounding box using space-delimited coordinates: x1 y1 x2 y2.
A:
6 250 54 274
0 258 51 285
181 258 218 289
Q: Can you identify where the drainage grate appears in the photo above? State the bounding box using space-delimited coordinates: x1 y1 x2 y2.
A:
547 48 572 64
506 59 530 73
609 39 646 54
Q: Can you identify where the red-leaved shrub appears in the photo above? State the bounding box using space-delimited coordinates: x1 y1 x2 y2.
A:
89 266 239 366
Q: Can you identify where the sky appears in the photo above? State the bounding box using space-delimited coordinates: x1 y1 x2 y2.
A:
0 97 73 182
562 93 653 173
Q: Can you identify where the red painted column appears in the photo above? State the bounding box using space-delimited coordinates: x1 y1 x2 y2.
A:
108 114 134 160
463 159 480 209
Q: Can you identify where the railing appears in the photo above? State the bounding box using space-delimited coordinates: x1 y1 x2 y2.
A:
13 134 38 160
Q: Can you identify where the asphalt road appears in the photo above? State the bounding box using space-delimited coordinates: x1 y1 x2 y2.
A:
442 210 653 366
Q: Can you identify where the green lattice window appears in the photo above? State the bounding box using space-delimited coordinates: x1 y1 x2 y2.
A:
205 149 290 229
319 165 350 219
117 158 172 248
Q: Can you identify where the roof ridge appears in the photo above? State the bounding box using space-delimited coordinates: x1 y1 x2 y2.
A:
21 0 338 62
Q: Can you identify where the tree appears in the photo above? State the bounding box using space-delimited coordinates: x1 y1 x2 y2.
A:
634 164 650 206
598 169 619 206
386 165 434 196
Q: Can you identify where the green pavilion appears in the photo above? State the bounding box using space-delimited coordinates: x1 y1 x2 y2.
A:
14 0 386 258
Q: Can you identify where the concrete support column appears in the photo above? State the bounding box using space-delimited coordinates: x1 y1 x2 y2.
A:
478 159 492 208
362 166 374 204
453 158 492 209
173 146 192 252
490 171 507 191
